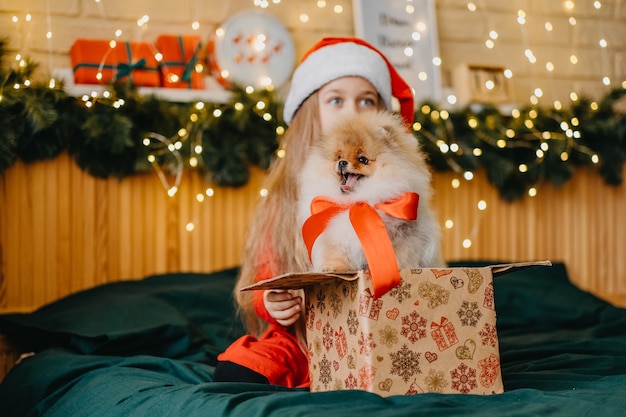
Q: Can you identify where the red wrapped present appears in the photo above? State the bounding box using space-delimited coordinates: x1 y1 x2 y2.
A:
70 39 117 84
156 35 205 89
114 41 160 87
70 39 160 87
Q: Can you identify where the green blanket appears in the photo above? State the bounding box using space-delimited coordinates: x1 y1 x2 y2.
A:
1 263 625 417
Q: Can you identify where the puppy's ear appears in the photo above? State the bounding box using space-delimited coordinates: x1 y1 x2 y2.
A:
374 123 403 149
374 125 394 141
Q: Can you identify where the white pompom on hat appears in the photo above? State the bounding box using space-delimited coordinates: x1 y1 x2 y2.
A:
282 37 414 127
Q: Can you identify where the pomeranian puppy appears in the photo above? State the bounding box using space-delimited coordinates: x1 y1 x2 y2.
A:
298 111 444 273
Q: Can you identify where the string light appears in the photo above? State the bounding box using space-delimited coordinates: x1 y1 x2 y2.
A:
4 0 624 252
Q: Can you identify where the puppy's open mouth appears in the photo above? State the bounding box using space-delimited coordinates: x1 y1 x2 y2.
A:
340 173 363 192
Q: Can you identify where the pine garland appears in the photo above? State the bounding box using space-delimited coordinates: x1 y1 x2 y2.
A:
1 38 625 200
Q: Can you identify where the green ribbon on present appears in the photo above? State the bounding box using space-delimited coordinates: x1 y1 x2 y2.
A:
179 36 202 84
115 43 146 81
117 58 147 79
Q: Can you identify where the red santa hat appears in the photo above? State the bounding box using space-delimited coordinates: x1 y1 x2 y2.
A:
282 37 414 127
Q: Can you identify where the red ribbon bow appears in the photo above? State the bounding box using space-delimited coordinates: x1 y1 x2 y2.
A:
431 317 450 330
302 192 419 298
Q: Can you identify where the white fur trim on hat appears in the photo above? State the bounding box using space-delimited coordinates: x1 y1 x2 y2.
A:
282 42 391 125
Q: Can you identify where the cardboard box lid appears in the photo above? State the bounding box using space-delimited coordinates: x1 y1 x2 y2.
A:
241 260 552 291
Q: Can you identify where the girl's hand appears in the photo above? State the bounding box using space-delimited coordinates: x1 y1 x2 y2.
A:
264 289 304 327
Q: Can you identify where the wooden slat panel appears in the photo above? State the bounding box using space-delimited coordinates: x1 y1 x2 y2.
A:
0 156 625 312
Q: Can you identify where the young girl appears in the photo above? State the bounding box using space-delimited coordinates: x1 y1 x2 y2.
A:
213 37 417 388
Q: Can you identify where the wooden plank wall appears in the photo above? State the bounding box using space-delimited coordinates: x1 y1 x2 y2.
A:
1 154 625 312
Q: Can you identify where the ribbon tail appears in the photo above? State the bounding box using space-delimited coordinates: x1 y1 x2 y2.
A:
302 205 344 261
349 203 400 298
182 41 202 83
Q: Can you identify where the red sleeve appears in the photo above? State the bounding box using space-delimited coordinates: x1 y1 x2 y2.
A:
252 247 280 326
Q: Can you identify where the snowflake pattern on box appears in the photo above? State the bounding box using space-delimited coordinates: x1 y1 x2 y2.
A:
390 344 422 382
457 301 483 326
400 311 428 343
479 322 498 348
346 309 359 335
388 279 412 303
329 291 343 318
450 362 478 394
306 267 504 396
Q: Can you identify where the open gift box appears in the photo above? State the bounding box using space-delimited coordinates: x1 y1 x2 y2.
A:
243 261 551 396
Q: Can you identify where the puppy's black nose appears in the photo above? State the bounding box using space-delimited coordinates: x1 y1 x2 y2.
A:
338 160 348 170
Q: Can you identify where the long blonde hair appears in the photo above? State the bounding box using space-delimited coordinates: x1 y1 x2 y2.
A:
234 94 321 337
